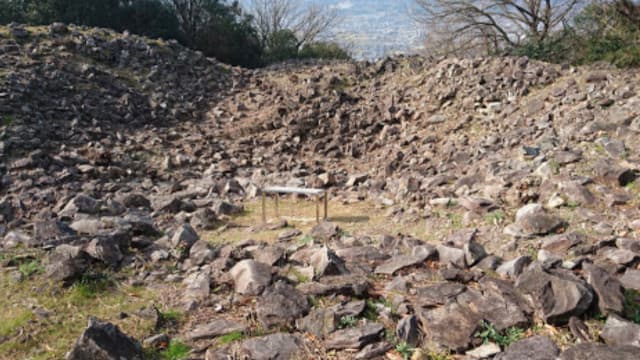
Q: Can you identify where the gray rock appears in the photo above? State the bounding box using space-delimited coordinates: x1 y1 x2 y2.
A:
511 204 563 236
418 301 481 352
346 173 369 187
466 342 501 359
355 342 393 360
66 317 143 360
620 269 640 291
257 281 309 328
560 343 640 360
33 220 76 247
308 246 347 277
396 315 421 347
415 282 466 307
2 231 31 248
183 270 210 303
464 240 487 267
324 322 384 350
496 256 532 278
375 254 430 275
494 335 560 360
296 308 337 338
84 237 123 267
240 333 304 360
142 333 169 348
188 240 217 266
70 218 104 235
117 193 151 209
61 194 101 217
593 160 637 186
297 274 369 297
250 245 284 266
601 315 640 348
45 244 88 283
516 263 593 325
185 319 246 341
170 223 199 249
310 221 339 242
190 208 218 230
437 244 467 268
229 259 272 296
583 262 624 315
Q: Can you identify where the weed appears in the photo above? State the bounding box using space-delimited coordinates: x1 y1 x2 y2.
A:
18 260 42 279
446 212 462 229
160 340 190 360
475 320 524 347
2 115 14 126
395 342 414 360
218 330 245 345
548 159 560 174
425 349 452 360
160 310 182 327
566 201 580 209
623 289 640 324
338 315 357 329
0 309 32 337
485 210 505 225
298 235 314 245
70 273 114 303
363 300 379 321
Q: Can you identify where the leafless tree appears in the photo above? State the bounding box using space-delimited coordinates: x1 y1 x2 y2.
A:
414 0 584 56
168 0 209 46
249 0 338 48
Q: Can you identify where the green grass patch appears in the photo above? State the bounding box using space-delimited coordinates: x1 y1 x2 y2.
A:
337 315 357 329
0 309 33 337
623 289 640 324
159 309 183 328
70 273 115 303
160 340 190 360
218 330 245 345
475 320 525 347
298 234 314 245
394 342 415 360
363 299 380 321
19 259 43 279
485 210 505 225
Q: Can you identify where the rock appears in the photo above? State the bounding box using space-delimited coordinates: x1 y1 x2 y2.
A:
418 301 480 352
185 319 246 341
620 269 640 291
324 322 384 350
464 240 487 267
240 333 304 360
70 218 104 235
436 244 467 268
257 281 309 328
415 282 466 307
170 223 199 250
229 259 272 296
466 342 501 359
560 343 640 360
45 244 88 283
183 270 210 303
583 262 624 315
375 252 432 275
346 173 369 187
396 315 421 347
308 246 347 277
296 308 337 338
211 200 243 216
600 315 640 347
66 317 143 360
50 22 69 35
511 204 563 236
188 240 217 266
250 245 284 266
494 335 560 360
310 221 339 242
143 333 169 348
2 231 31 248
496 256 531 278
515 263 593 324
355 342 393 359
61 194 101 217
32 220 76 247
297 274 369 297
190 208 218 230
117 193 151 209
569 316 591 343
84 237 123 267
593 160 637 186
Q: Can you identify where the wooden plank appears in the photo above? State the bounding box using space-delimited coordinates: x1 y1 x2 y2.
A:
263 186 325 196
323 192 328 220
315 195 320 223
261 192 266 224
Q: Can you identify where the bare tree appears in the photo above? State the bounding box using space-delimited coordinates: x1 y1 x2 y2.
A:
249 0 338 48
414 0 583 56
169 0 209 45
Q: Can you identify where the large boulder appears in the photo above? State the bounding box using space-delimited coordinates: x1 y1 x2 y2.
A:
600 315 640 348
417 301 481 352
66 318 143 360
515 263 593 325
507 204 563 237
324 322 384 350
583 262 624 315
240 333 305 360
256 281 310 328
560 343 640 360
229 259 272 296
494 336 560 360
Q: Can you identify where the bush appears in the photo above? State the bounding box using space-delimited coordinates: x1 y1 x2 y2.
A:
299 41 350 60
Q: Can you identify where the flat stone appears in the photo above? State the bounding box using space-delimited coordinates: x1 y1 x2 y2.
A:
185 319 246 341
375 254 429 275
601 315 640 347
324 322 384 350
496 256 531 278
494 335 560 360
560 343 640 360
240 333 304 360
355 342 393 360
466 342 501 359
620 269 640 291
297 274 369 297
437 244 467 268
296 308 337 338
415 282 466 307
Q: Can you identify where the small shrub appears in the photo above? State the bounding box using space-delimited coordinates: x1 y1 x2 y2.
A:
395 342 414 360
624 289 640 324
18 260 42 278
160 310 183 327
475 320 524 347
338 315 357 329
363 300 379 321
70 273 114 302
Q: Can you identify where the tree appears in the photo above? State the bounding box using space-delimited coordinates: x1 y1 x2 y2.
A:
248 0 338 50
414 0 584 56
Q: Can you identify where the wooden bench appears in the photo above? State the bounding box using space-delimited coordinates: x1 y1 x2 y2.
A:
261 186 328 223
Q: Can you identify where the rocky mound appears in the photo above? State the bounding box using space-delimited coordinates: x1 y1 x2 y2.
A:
1 24 640 359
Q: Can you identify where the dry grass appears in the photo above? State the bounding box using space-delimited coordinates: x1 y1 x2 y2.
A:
204 197 436 245
0 255 177 360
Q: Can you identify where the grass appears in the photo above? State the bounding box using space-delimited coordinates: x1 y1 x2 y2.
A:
623 289 640 324
0 260 162 359
218 330 245 345
160 340 190 360
18 259 43 279
485 210 505 225
2 115 14 126
395 342 415 360
337 315 357 329
69 273 115 304
159 309 183 328
475 320 525 348
424 350 452 360
363 299 380 321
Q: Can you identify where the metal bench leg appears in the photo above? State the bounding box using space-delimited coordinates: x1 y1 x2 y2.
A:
324 192 328 220
275 193 280 219
261 192 266 224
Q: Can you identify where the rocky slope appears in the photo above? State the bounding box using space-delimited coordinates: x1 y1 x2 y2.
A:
1 23 640 359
